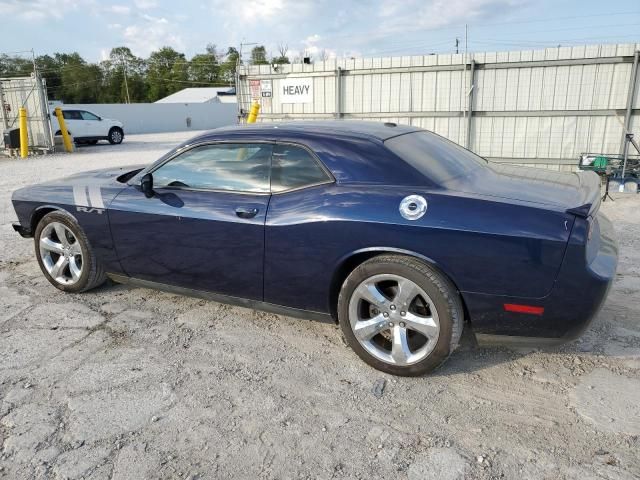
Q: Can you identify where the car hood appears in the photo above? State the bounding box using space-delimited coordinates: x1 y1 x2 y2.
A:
445 163 600 215
104 118 123 126
10 164 146 209
38 165 145 187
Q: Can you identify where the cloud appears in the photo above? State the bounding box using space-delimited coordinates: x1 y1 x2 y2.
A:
376 0 524 32
201 0 522 62
121 14 184 56
134 0 158 8
210 0 314 25
237 0 285 21
0 0 87 21
106 4 131 15
301 34 338 60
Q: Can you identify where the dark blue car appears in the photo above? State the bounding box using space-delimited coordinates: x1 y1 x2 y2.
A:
11 121 618 375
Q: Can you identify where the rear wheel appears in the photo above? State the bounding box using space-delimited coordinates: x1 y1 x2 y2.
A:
34 211 107 293
338 255 463 376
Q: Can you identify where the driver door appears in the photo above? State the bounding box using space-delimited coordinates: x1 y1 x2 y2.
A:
108 142 273 301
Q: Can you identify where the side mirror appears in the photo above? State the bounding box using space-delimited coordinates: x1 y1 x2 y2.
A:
140 173 154 198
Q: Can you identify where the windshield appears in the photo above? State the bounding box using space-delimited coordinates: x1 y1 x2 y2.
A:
385 131 489 185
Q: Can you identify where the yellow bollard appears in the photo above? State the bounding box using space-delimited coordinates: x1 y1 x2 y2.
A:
19 107 28 158
54 107 74 153
247 102 260 123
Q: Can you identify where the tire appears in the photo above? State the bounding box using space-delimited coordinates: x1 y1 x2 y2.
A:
337 254 463 376
34 211 107 293
108 127 124 145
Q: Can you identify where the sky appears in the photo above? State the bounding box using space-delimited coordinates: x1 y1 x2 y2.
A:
0 0 639 62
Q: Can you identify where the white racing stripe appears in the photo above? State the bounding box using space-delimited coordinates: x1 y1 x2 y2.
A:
88 186 105 209
73 186 89 207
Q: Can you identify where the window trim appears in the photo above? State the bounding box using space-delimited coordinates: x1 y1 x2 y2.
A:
145 140 275 195
270 141 335 195
135 139 335 195
80 110 100 121
62 110 81 120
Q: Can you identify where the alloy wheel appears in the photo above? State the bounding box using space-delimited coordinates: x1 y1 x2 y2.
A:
348 274 440 366
39 221 83 285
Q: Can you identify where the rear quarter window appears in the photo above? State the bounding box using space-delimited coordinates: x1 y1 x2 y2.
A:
385 131 489 184
271 144 331 192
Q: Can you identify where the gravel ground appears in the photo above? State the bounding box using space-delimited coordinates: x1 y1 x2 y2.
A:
1 132 639 480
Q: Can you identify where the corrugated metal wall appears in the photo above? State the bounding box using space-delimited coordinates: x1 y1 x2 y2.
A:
238 43 640 171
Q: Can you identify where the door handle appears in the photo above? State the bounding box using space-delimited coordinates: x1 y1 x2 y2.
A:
235 207 259 219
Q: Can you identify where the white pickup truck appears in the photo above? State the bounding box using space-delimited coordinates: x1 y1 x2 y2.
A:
51 108 124 145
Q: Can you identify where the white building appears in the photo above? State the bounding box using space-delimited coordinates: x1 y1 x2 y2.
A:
155 87 236 104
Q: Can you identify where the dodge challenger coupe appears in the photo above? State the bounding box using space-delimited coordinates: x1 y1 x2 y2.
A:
11 121 618 376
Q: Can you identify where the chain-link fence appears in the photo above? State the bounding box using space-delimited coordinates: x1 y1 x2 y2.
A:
1 75 54 152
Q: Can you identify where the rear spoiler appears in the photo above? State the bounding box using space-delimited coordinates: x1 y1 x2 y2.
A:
566 171 601 218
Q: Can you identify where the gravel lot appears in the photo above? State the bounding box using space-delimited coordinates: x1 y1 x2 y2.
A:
1 132 639 480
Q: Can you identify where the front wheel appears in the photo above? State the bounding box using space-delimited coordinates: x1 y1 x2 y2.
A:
338 255 463 376
34 211 107 293
108 127 124 145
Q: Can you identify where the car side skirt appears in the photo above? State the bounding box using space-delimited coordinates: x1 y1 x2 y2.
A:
107 273 334 323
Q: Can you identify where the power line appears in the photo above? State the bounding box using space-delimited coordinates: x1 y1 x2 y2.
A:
159 78 230 86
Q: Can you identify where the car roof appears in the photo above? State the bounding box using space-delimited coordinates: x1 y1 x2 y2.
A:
207 120 421 142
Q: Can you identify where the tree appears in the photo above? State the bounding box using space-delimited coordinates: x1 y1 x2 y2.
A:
35 54 63 100
189 44 220 85
0 54 33 77
219 47 240 84
145 47 188 101
250 45 268 65
100 47 146 103
273 43 290 65
56 53 102 103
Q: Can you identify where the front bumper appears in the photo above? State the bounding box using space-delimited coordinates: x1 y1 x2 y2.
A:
12 222 32 238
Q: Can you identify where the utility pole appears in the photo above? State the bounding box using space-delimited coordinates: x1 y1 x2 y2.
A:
31 48 37 77
455 38 459 54
465 24 468 58
121 54 131 104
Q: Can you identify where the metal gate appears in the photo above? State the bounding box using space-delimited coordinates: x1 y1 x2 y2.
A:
0 75 54 152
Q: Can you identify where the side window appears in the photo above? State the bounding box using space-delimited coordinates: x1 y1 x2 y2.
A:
62 110 82 120
271 144 331 192
80 111 100 120
152 143 272 193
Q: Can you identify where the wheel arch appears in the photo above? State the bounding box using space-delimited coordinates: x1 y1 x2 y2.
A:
30 205 76 233
328 247 468 323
